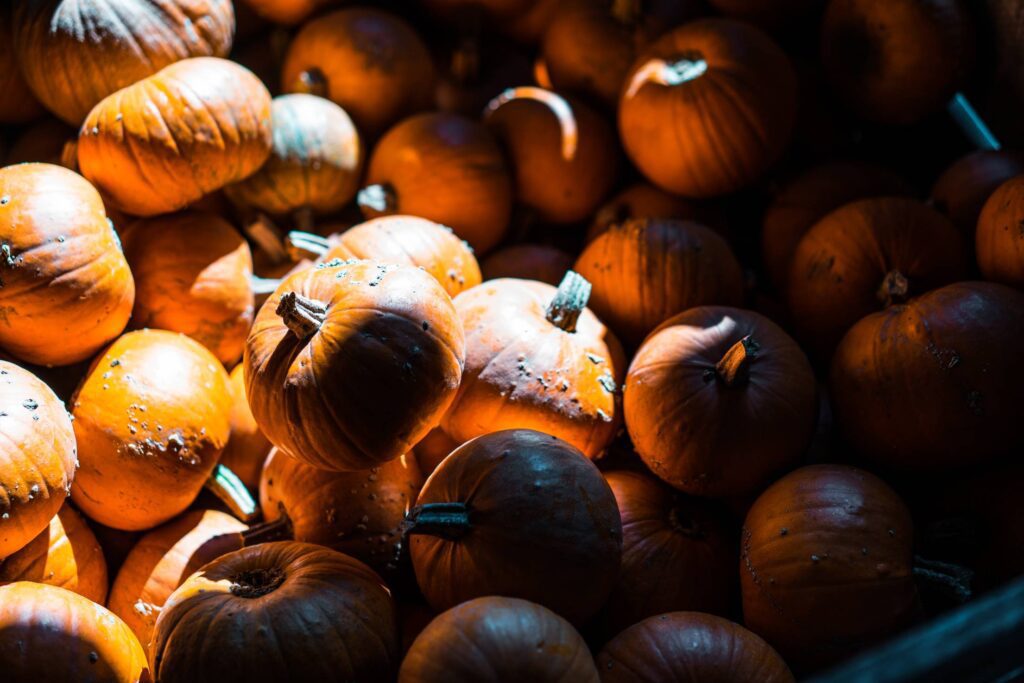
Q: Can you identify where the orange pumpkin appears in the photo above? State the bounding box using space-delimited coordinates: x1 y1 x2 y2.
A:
480 244 575 285
71 329 233 531
219 365 272 492
240 0 340 24
0 13 43 124
977 174 1024 288
588 181 724 243
358 112 513 254
78 57 273 217
931 150 1024 240
0 163 134 366
13 0 234 125
245 261 465 472
281 8 434 140
435 40 534 117
619 18 797 197
412 427 459 478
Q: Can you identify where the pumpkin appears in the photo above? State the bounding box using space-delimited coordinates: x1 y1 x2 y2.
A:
239 0 340 25
830 281 1024 470
281 8 434 140
602 471 736 635
70 329 233 530
435 39 534 117
0 163 134 366
931 151 1024 241
0 504 107 604
588 182 724 243
618 18 797 197
709 0 824 27
0 362 77 560
225 94 363 219
407 429 622 623
976 174 1024 288
0 582 149 682
442 273 624 459
245 261 465 472
625 306 816 497
259 448 422 578
77 57 273 217
419 0 539 23
13 0 234 125
484 87 619 224
597 612 795 682
762 162 909 292
6 118 77 167
787 197 965 358
121 212 254 366
820 0 974 125
0 13 44 124
575 218 744 348
481 244 575 285
502 0 563 44
358 113 513 254
151 542 399 682
741 464 918 670
412 428 460 478
400 596 599 682
219 365 272 492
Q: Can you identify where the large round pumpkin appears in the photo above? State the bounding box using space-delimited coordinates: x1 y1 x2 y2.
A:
408 429 622 623
151 542 399 682
400 597 599 682
575 218 744 347
625 306 816 497
0 14 43 124
77 57 272 217
931 150 1024 240
245 261 465 472
618 18 797 197
71 329 233 530
830 282 1024 470
741 464 918 670
976 174 1024 288
0 163 134 366
480 244 575 286
219 365 272 492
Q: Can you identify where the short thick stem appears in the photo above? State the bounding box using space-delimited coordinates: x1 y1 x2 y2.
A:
277 292 327 340
285 231 331 261
668 505 706 539
230 567 285 598
878 270 910 307
405 502 471 541
357 184 397 215
244 214 289 265
716 336 759 388
294 67 328 98
204 464 259 523
241 511 294 546
546 271 592 333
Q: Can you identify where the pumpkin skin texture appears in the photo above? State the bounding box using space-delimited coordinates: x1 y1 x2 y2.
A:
481 244 575 286
619 19 797 198
70 329 233 531
240 0 340 25
588 182 723 244
0 163 134 366
787 198 965 358
597 611 795 683
625 307 816 497
408 429 622 624
0 581 149 683
0 504 107 604
281 9 434 140
442 277 625 460
219 365 271 492
931 151 1024 240
977 175 1024 288
830 282 1024 470
0 15 44 124
121 212 254 366
225 94 363 217
245 261 466 472
575 219 744 348
0 361 77 560
359 113 513 255
151 542 399 683
741 465 918 671
400 596 599 683
77 57 273 217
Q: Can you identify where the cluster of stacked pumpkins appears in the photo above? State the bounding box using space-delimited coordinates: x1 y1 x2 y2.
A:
0 0 1022 681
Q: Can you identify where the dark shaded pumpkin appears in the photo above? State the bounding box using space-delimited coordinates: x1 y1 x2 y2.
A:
931 151 1024 241
412 428 459 478
435 39 534 117
219 365 272 492
0 13 43 124
976 174 1024 288
481 244 575 285
588 181 724 243
5 118 77 167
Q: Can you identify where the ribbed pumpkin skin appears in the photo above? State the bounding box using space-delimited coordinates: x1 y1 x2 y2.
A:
219 365 271 491
400 597 600 683
0 362 77 560
588 182 720 244
151 542 399 683
0 163 134 366
0 13 44 124
77 57 272 217
977 175 1024 288
0 505 107 604
13 0 235 125
0 581 149 682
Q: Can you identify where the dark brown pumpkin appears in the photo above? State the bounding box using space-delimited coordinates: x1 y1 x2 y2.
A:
588 182 724 243
931 150 1024 240
976 174 1024 288
480 244 575 285
0 12 43 124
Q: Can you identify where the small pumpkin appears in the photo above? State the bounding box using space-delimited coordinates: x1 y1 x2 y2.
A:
597 612 795 683
931 150 1024 240
976 174 1024 288
588 181 724 243
0 582 149 682
13 0 234 125
0 14 43 124
239 0 340 24
407 429 622 623
741 464 918 670
219 365 272 492
400 597 599 682
412 428 460 478
480 244 575 285
575 218 744 348
358 112 512 254
77 57 273 217
442 273 624 459
151 542 399 682
245 261 465 472
281 8 434 140
619 18 797 197
71 329 233 530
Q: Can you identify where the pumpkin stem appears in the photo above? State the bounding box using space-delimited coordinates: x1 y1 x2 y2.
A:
913 555 973 604
625 54 708 98
546 271 592 333
243 214 289 265
484 87 579 161
404 502 471 540
241 509 294 546
611 0 642 25
229 567 286 599
716 335 759 388
277 292 328 340
294 67 328 98
357 184 397 215
877 269 910 307
204 464 259 523
285 231 331 261
668 505 707 539
250 275 282 296
293 206 315 234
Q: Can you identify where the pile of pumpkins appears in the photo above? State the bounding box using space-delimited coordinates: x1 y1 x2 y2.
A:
0 0 1021 681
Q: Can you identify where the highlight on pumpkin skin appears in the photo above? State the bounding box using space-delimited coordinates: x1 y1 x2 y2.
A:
484 87 579 161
